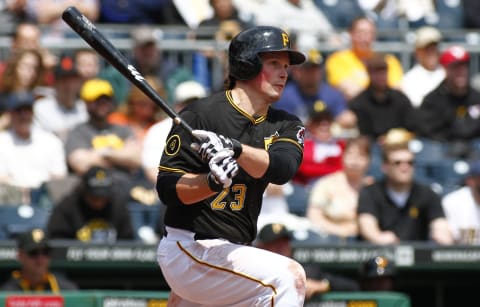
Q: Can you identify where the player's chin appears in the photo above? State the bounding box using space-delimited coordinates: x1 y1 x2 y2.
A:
269 92 282 102
270 86 284 99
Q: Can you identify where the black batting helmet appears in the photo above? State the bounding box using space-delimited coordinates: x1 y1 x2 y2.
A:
228 26 306 80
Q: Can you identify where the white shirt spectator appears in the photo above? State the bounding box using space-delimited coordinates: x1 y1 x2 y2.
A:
0 127 67 189
141 117 172 173
401 26 445 108
401 64 445 107
258 183 315 235
233 0 334 49
34 94 88 142
442 186 480 243
141 80 207 184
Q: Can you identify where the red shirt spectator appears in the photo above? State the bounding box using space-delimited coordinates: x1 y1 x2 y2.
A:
293 102 345 185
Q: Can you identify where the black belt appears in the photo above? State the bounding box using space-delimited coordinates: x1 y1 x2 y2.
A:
164 228 251 246
193 233 220 241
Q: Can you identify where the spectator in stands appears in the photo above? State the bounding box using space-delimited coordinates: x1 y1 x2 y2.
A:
286 103 347 216
234 0 335 50
256 223 360 301
98 0 183 24
0 49 45 130
0 1 27 29
10 22 41 51
356 0 401 30
65 78 141 190
74 48 100 82
357 143 453 245
199 0 250 29
325 16 403 100
275 49 356 129
47 166 134 242
442 160 480 245
258 182 317 236
358 1 457 31
401 26 445 108
0 48 45 95
108 75 166 143
24 0 99 38
415 45 480 159
26 0 99 24
8 23 57 82
195 0 251 90
349 53 416 142
142 80 207 184
359 256 396 291
293 103 345 186
33 52 88 142
132 25 193 102
0 91 67 190
103 26 193 104
307 136 372 242
0 229 78 292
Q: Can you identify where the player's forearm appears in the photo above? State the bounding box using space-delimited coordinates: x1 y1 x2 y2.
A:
176 173 218 204
236 145 269 178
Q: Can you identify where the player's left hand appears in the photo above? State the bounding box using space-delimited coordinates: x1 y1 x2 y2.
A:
191 130 242 161
208 149 239 190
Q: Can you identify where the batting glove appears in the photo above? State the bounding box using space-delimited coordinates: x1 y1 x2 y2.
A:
191 130 242 162
207 150 239 191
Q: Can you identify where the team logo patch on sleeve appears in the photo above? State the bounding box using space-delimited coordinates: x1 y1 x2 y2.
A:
296 126 305 146
165 134 181 156
264 132 280 150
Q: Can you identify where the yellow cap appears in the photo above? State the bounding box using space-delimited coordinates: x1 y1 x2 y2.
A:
80 79 114 102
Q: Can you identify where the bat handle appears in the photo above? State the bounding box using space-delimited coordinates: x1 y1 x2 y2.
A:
174 117 201 142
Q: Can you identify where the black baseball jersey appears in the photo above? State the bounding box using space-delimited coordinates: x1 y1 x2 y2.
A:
357 179 446 241
157 90 305 243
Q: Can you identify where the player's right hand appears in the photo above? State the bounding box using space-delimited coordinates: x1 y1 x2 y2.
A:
208 150 239 189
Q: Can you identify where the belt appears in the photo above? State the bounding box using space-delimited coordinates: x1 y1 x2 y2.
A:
164 226 251 246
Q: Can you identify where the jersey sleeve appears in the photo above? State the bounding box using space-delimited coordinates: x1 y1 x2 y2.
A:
264 114 304 184
270 115 305 151
158 108 207 174
357 185 379 217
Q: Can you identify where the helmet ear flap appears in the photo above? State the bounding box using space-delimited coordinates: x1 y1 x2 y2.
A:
230 56 262 80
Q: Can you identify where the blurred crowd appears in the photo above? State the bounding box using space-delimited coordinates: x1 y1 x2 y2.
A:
1 0 480 298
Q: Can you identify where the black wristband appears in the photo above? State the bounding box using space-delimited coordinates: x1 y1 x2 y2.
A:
206 172 224 192
231 139 243 159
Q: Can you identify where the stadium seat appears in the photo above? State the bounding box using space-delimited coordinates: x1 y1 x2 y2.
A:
127 201 165 242
313 0 363 29
285 183 311 217
434 0 464 30
367 142 383 180
0 205 51 240
410 138 467 195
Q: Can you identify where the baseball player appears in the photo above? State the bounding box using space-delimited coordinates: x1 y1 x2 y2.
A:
156 26 307 306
